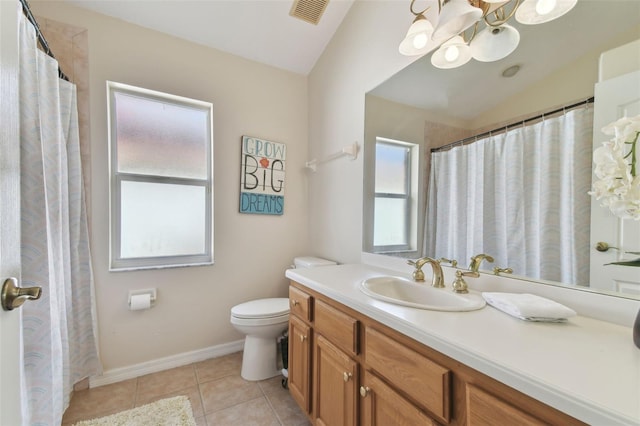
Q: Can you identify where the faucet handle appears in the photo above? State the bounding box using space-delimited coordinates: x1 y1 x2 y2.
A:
452 270 479 294
438 257 458 268
407 259 425 282
493 266 513 276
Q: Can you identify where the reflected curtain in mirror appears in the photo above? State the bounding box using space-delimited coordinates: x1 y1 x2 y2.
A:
425 105 593 284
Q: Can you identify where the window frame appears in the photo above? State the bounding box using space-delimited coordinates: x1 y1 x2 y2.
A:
107 81 214 271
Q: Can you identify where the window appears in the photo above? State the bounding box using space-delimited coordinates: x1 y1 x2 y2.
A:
107 81 213 270
373 138 418 253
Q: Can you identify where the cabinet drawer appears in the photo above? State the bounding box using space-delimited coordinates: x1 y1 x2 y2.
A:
315 300 359 355
289 286 312 322
465 384 542 426
361 370 438 426
365 327 451 423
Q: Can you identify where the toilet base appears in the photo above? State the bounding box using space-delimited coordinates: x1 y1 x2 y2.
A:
241 334 282 381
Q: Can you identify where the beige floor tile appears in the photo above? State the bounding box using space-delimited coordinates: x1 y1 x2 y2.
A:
260 378 309 426
195 352 242 383
135 384 204 419
136 364 198 401
200 375 263 415
61 378 137 424
64 353 304 425
205 397 280 426
258 376 287 394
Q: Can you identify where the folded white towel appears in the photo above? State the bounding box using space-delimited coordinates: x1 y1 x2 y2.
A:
482 292 576 322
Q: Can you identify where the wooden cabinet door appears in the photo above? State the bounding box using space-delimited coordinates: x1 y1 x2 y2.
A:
314 335 358 426
360 370 437 426
289 315 312 413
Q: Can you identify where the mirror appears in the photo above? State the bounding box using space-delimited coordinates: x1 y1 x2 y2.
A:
363 0 640 297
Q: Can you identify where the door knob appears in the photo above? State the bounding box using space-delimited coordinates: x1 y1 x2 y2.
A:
1 277 42 311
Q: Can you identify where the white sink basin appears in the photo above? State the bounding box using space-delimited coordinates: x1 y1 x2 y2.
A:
360 276 486 312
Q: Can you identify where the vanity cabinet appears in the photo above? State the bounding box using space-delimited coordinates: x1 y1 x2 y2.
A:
288 281 585 426
288 284 314 412
288 314 312 413
465 384 541 425
364 327 450 423
314 334 358 426
360 370 438 425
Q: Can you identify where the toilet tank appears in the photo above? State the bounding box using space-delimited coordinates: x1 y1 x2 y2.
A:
293 256 336 269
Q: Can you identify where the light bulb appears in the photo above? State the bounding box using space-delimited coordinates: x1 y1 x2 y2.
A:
535 0 556 15
413 33 428 50
444 45 460 62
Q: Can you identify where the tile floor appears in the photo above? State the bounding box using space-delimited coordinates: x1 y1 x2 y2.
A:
62 351 311 426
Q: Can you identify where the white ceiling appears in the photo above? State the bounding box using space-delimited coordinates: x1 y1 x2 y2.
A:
66 0 356 75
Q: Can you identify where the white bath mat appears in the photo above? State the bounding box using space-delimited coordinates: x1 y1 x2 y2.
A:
72 395 196 426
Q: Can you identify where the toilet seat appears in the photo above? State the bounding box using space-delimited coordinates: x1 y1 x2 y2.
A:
231 298 290 319
230 312 289 327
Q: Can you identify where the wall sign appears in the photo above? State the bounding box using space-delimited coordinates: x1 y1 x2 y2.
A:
240 135 286 215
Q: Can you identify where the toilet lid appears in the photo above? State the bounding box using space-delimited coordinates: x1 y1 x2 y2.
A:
231 298 290 319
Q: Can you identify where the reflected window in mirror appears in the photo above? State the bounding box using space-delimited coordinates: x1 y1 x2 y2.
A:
372 138 419 254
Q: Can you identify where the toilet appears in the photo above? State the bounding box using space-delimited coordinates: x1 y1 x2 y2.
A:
230 256 336 381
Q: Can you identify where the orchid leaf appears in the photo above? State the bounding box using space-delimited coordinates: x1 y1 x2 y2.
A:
605 258 640 267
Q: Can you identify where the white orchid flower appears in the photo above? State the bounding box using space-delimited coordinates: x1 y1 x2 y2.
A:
591 114 640 220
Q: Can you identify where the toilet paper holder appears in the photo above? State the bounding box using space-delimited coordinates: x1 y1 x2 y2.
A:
128 288 157 309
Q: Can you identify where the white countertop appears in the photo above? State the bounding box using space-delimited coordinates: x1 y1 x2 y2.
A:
286 263 640 426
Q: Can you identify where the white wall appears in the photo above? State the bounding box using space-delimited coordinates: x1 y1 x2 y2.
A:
308 1 417 264
31 2 309 372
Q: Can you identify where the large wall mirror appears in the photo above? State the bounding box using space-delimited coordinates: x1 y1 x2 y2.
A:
363 0 640 299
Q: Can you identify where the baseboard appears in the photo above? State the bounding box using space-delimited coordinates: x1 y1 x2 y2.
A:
89 339 245 388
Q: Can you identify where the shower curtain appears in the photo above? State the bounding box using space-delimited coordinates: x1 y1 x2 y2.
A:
425 106 593 285
18 10 101 425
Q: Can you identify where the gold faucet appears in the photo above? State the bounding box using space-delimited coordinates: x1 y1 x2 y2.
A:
407 257 445 288
468 254 494 273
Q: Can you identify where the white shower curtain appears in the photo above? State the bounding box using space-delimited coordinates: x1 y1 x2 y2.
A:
425 106 593 285
18 10 101 426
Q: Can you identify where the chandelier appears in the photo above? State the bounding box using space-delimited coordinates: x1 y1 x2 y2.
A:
399 0 578 69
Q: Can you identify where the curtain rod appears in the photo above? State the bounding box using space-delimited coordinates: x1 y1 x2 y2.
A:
431 96 594 153
19 0 69 81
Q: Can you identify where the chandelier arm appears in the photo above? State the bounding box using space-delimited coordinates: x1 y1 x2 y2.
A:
483 0 521 27
409 0 430 16
461 22 480 44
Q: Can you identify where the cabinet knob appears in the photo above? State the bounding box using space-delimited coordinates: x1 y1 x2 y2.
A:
359 386 370 397
291 299 299 307
300 334 307 342
343 372 352 382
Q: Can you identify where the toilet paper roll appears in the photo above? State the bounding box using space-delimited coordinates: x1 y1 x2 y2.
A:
129 293 151 311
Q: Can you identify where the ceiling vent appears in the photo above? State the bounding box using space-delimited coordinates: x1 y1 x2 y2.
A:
289 0 329 25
